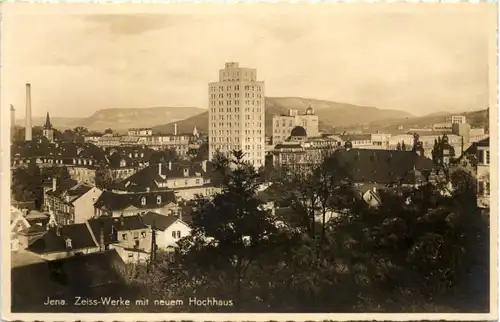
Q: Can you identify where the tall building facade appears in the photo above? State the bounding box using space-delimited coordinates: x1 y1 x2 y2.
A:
272 105 319 145
208 62 265 167
446 115 467 124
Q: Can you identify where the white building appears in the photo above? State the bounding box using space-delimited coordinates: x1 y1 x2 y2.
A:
446 115 467 124
272 107 319 145
208 62 265 167
141 212 192 251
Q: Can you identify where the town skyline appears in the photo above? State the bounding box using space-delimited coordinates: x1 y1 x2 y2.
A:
2 3 495 119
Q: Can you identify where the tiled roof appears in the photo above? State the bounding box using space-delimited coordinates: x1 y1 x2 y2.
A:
28 224 97 254
46 182 93 204
331 149 437 184
94 190 177 212
87 215 147 245
477 137 489 147
112 161 212 192
141 212 180 231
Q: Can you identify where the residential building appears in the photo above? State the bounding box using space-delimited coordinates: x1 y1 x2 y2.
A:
208 62 265 167
44 178 103 225
476 138 490 209
87 216 151 263
94 190 178 218
27 224 100 261
272 106 319 145
141 212 192 251
109 160 219 201
272 127 339 167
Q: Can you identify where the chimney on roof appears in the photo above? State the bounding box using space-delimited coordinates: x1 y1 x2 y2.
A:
174 123 178 136
25 83 32 141
52 176 57 191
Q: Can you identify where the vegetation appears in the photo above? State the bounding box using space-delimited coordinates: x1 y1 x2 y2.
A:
121 150 489 313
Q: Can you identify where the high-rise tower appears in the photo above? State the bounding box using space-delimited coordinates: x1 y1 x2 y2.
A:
25 83 32 141
208 62 265 167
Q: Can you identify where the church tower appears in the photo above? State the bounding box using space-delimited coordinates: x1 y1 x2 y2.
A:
43 112 54 142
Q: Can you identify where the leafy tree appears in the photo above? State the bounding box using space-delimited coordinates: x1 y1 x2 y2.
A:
401 141 407 151
396 142 402 151
104 128 113 135
95 165 114 190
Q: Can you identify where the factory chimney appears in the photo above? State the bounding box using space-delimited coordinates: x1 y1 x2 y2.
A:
173 123 178 136
25 83 32 141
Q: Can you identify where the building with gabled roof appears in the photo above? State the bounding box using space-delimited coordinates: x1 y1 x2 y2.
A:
44 177 103 226
86 215 151 263
141 211 191 251
94 190 178 217
27 224 99 261
109 160 220 201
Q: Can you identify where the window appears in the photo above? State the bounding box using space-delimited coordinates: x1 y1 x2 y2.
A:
133 232 139 239
141 231 146 238
128 253 134 258
486 150 490 165
122 233 127 240
172 230 182 239
157 195 162 204
141 197 146 206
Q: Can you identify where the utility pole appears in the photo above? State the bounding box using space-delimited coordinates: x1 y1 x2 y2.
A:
148 220 157 272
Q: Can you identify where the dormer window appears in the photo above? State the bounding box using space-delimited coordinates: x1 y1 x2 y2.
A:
65 238 72 249
157 196 162 204
140 153 144 157
141 197 146 206
120 159 126 167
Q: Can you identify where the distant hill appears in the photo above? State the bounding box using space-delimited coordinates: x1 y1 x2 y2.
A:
338 108 489 134
16 106 205 132
153 97 414 135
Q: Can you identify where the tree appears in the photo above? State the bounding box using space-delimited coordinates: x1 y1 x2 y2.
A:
104 128 113 135
95 165 114 190
396 142 402 151
401 141 407 151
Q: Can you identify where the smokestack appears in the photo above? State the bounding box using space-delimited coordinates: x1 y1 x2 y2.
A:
10 104 15 129
52 176 57 191
25 83 32 141
174 123 178 136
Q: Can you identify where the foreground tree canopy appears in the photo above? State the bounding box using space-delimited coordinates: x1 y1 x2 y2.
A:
125 151 489 313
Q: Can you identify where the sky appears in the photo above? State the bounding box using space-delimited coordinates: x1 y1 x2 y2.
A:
1 3 496 119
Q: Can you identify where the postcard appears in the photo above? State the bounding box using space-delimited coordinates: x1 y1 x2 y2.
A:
1 1 497 321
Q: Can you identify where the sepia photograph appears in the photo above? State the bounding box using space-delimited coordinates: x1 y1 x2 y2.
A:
1 2 497 320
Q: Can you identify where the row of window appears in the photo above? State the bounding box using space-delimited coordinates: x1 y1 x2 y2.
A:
210 107 263 113
210 122 264 128
211 100 262 106
478 150 490 165
210 85 262 91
